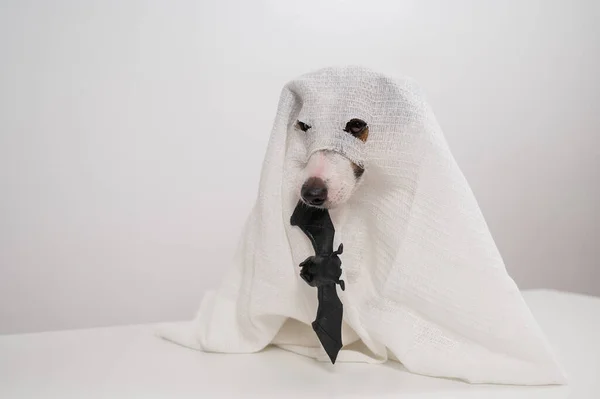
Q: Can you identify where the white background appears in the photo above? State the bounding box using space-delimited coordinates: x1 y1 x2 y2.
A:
1 0 598 334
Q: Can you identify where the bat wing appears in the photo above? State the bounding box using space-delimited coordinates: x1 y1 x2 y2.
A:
312 284 343 364
290 201 335 254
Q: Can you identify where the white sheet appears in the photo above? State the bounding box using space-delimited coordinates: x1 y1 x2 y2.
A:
1 290 598 399
159 66 565 385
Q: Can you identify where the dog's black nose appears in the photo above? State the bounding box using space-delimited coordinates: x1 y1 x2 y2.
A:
301 177 328 206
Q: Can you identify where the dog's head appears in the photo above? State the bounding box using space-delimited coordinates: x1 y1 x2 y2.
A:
296 118 369 209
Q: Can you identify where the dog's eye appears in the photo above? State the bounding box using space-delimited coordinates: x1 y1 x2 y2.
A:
296 120 311 132
344 119 367 136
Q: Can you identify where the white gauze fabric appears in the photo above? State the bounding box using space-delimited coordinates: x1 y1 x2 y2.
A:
159 66 567 385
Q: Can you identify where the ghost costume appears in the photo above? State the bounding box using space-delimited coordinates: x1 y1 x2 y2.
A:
159 66 566 385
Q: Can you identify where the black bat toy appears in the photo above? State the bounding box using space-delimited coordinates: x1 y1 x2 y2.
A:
290 200 345 364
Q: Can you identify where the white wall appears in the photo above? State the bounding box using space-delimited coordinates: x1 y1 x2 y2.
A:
1 0 598 334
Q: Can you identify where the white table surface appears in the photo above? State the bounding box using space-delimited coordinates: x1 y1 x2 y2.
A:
1 290 599 399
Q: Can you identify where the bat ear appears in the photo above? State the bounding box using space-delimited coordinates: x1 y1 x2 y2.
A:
334 243 344 255
299 257 312 267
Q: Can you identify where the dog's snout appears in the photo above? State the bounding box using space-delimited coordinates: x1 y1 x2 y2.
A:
301 177 328 206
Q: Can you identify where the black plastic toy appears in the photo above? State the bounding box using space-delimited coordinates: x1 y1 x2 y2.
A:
290 200 345 364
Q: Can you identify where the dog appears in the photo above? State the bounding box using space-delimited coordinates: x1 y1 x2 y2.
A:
296 118 369 209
